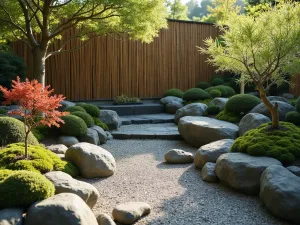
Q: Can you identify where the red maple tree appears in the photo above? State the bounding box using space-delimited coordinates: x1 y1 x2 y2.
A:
0 77 69 158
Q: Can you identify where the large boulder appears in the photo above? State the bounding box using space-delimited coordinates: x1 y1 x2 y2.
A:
99 110 121 130
281 93 295 99
209 98 228 111
287 166 300 177
24 193 98 225
267 96 289 103
239 113 271 136
178 117 238 147
65 142 116 178
0 208 23 225
57 136 79 147
97 213 116 225
200 162 218 183
250 101 295 121
174 103 207 124
164 149 194 164
215 153 282 195
194 139 234 169
165 101 184 114
260 165 300 224
44 171 99 208
160 96 183 105
79 128 99 145
90 126 107 144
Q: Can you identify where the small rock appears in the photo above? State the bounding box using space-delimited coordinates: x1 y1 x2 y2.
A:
165 101 184 114
46 144 68 154
99 110 121 130
287 166 300 177
200 162 218 183
79 128 100 145
239 113 271 136
174 103 207 124
57 136 79 147
112 202 151 225
0 208 23 225
209 98 228 111
164 149 194 164
96 213 116 225
90 126 107 144
106 132 113 140
160 96 183 105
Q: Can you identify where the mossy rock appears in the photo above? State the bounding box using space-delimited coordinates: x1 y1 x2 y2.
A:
184 99 213 106
64 106 86 113
286 111 300 126
75 103 100 117
206 104 221 115
163 89 184 98
225 94 261 114
205 85 235 97
93 117 109 131
211 77 224 86
0 117 38 146
231 122 300 165
209 89 222 98
0 169 55 208
216 110 242 123
60 115 88 137
196 82 210 90
0 143 79 177
71 111 94 127
183 88 210 101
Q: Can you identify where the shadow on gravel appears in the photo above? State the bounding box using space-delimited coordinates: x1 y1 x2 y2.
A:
156 162 193 170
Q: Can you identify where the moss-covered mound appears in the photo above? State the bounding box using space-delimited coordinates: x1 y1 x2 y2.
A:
231 122 300 165
211 77 224 86
216 110 242 123
295 97 300 112
71 111 94 127
205 85 235 97
206 104 221 115
0 169 55 208
183 88 210 101
0 143 79 177
163 89 184 98
0 117 38 146
286 111 300 126
209 89 222 98
93 117 109 131
64 106 86 113
76 103 100 117
60 115 88 137
225 94 261 114
196 81 210 90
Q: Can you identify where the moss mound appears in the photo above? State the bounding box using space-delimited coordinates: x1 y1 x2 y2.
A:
76 103 100 117
60 115 88 137
295 97 300 112
209 89 222 98
71 111 94 127
196 82 210 90
0 117 38 146
211 77 224 86
93 117 109 131
163 89 184 98
0 169 55 208
206 104 221 115
231 122 300 165
225 94 261 114
0 143 79 177
216 110 242 123
205 85 235 97
286 111 300 126
183 88 210 101
64 106 86 113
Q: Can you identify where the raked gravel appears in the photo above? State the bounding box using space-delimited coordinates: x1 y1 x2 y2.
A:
80 139 291 225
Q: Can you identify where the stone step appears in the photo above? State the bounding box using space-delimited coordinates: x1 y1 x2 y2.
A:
120 114 174 125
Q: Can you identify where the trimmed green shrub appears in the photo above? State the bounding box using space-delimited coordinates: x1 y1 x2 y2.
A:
211 77 224 86
31 128 44 141
0 169 55 208
163 89 184 98
0 117 38 146
183 88 210 101
196 82 210 90
205 85 236 97
231 122 300 165
206 104 221 115
225 94 261 114
216 110 242 123
60 115 88 137
286 111 300 126
295 97 300 112
0 108 8 115
75 103 100 117
71 111 94 127
0 143 79 177
64 106 86 113
93 117 109 131
209 89 222 98
289 98 298 107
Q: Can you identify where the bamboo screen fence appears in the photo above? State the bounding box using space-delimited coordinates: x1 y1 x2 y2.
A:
13 20 221 100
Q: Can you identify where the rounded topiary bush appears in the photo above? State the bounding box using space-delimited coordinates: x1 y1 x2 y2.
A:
209 89 222 98
0 143 79 177
64 106 86 113
196 82 210 90
205 85 235 97
231 122 300 165
0 117 38 146
60 115 88 137
0 169 55 208
216 110 241 123
183 88 210 101
76 103 100 117
206 104 221 115
163 89 184 98
93 117 109 131
211 77 224 86
286 111 300 126
71 111 94 127
225 94 261 114
295 97 300 112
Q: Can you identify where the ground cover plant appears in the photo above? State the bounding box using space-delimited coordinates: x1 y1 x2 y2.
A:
183 88 211 101
113 95 141 104
163 88 184 98
76 103 100 117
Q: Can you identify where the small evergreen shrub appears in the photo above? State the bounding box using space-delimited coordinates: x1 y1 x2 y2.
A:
205 85 236 97
206 104 221 115
31 128 44 141
183 88 210 101
75 103 100 117
286 111 300 126
231 122 300 165
64 106 86 113
60 115 88 137
211 77 224 86
114 95 141 104
196 82 210 90
295 97 300 112
225 94 261 114
71 111 94 127
93 117 109 131
163 89 184 98
209 89 222 98
216 110 242 123
0 169 55 208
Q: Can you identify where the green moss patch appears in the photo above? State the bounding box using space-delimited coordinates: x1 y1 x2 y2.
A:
205 85 235 97
216 110 242 123
93 117 109 131
163 89 184 98
183 88 210 101
71 111 94 127
225 94 261 114
75 103 100 117
60 115 88 137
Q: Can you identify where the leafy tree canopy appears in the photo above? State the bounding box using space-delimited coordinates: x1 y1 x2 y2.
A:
165 0 189 20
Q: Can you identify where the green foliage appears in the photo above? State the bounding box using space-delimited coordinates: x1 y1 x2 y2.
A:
165 0 190 20
183 88 210 101
205 85 236 97
231 122 300 165
0 107 8 115
209 89 222 98
289 98 298 107
196 81 211 90
0 117 38 147
295 97 300 112
31 128 44 141
163 89 184 98
64 106 86 113
60 115 88 137
0 169 55 208
206 104 221 115
0 143 79 177
71 111 94 127
225 94 261 114
113 95 141 104
184 99 213 106
286 111 300 126
93 117 109 131
76 103 100 117
211 77 224 86
216 109 242 123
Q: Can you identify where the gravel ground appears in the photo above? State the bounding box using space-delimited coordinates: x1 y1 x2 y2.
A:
81 139 291 225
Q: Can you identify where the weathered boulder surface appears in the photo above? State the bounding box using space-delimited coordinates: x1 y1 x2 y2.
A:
209 98 228 111
99 110 121 130
267 96 289 103
79 128 100 145
160 96 183 105
239 113 271 136
287 166 300 177
96 213 116 225
90 125 107 144
46 144 68 154
0 208 23 225
59 100 75 111
200 162 218 183
174 103 207 124
165 101 184 114
57 136 79 147
164 149 194 164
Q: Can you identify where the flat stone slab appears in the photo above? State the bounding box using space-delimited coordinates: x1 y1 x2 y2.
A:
120 114 174 125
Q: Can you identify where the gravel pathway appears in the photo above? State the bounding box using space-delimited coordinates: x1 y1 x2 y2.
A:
83 139 291 225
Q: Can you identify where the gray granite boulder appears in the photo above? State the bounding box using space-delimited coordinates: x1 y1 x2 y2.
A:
96 213 116 225
46 144 68 154
287 166 300 177
90 125 107 144
178 117 238 147
57 136 79 147
164 149 194 164
260 165 300 224
194 139 234 169
106 131 113 140
45 171 99 208
160 96 183 105
201 162 218 183
59 100 75 111
267 96 289 103
65 142 116 178
239 113 271 136
174 103 207 124
24 193 98 225
0 208 23 225
79 128 99 145
112 202 151 225
215 153 282 195
99 110 121 130
281 93 295 99
209 98 228 111
165 101 184 114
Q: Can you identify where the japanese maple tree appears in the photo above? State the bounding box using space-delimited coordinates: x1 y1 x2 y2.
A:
0 77 69 157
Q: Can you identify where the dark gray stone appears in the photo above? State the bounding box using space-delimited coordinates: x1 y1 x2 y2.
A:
79 128 100 145
201 162 218 183
58 100 75 111
174 103 207 124
165 101 184 114
99 110 121 130
209 98 228 111
160 96 183 105
57 136 79 147
164 149 194 164
0 208 23 225
239 113 271 136
281 93 295 99
267 96 289 103
90 126 107 144
287 166 300 177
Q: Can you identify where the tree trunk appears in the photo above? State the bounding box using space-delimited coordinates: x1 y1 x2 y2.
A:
24 131 29 158
32 47 47 86
240 76 245 94
258 86 279 129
